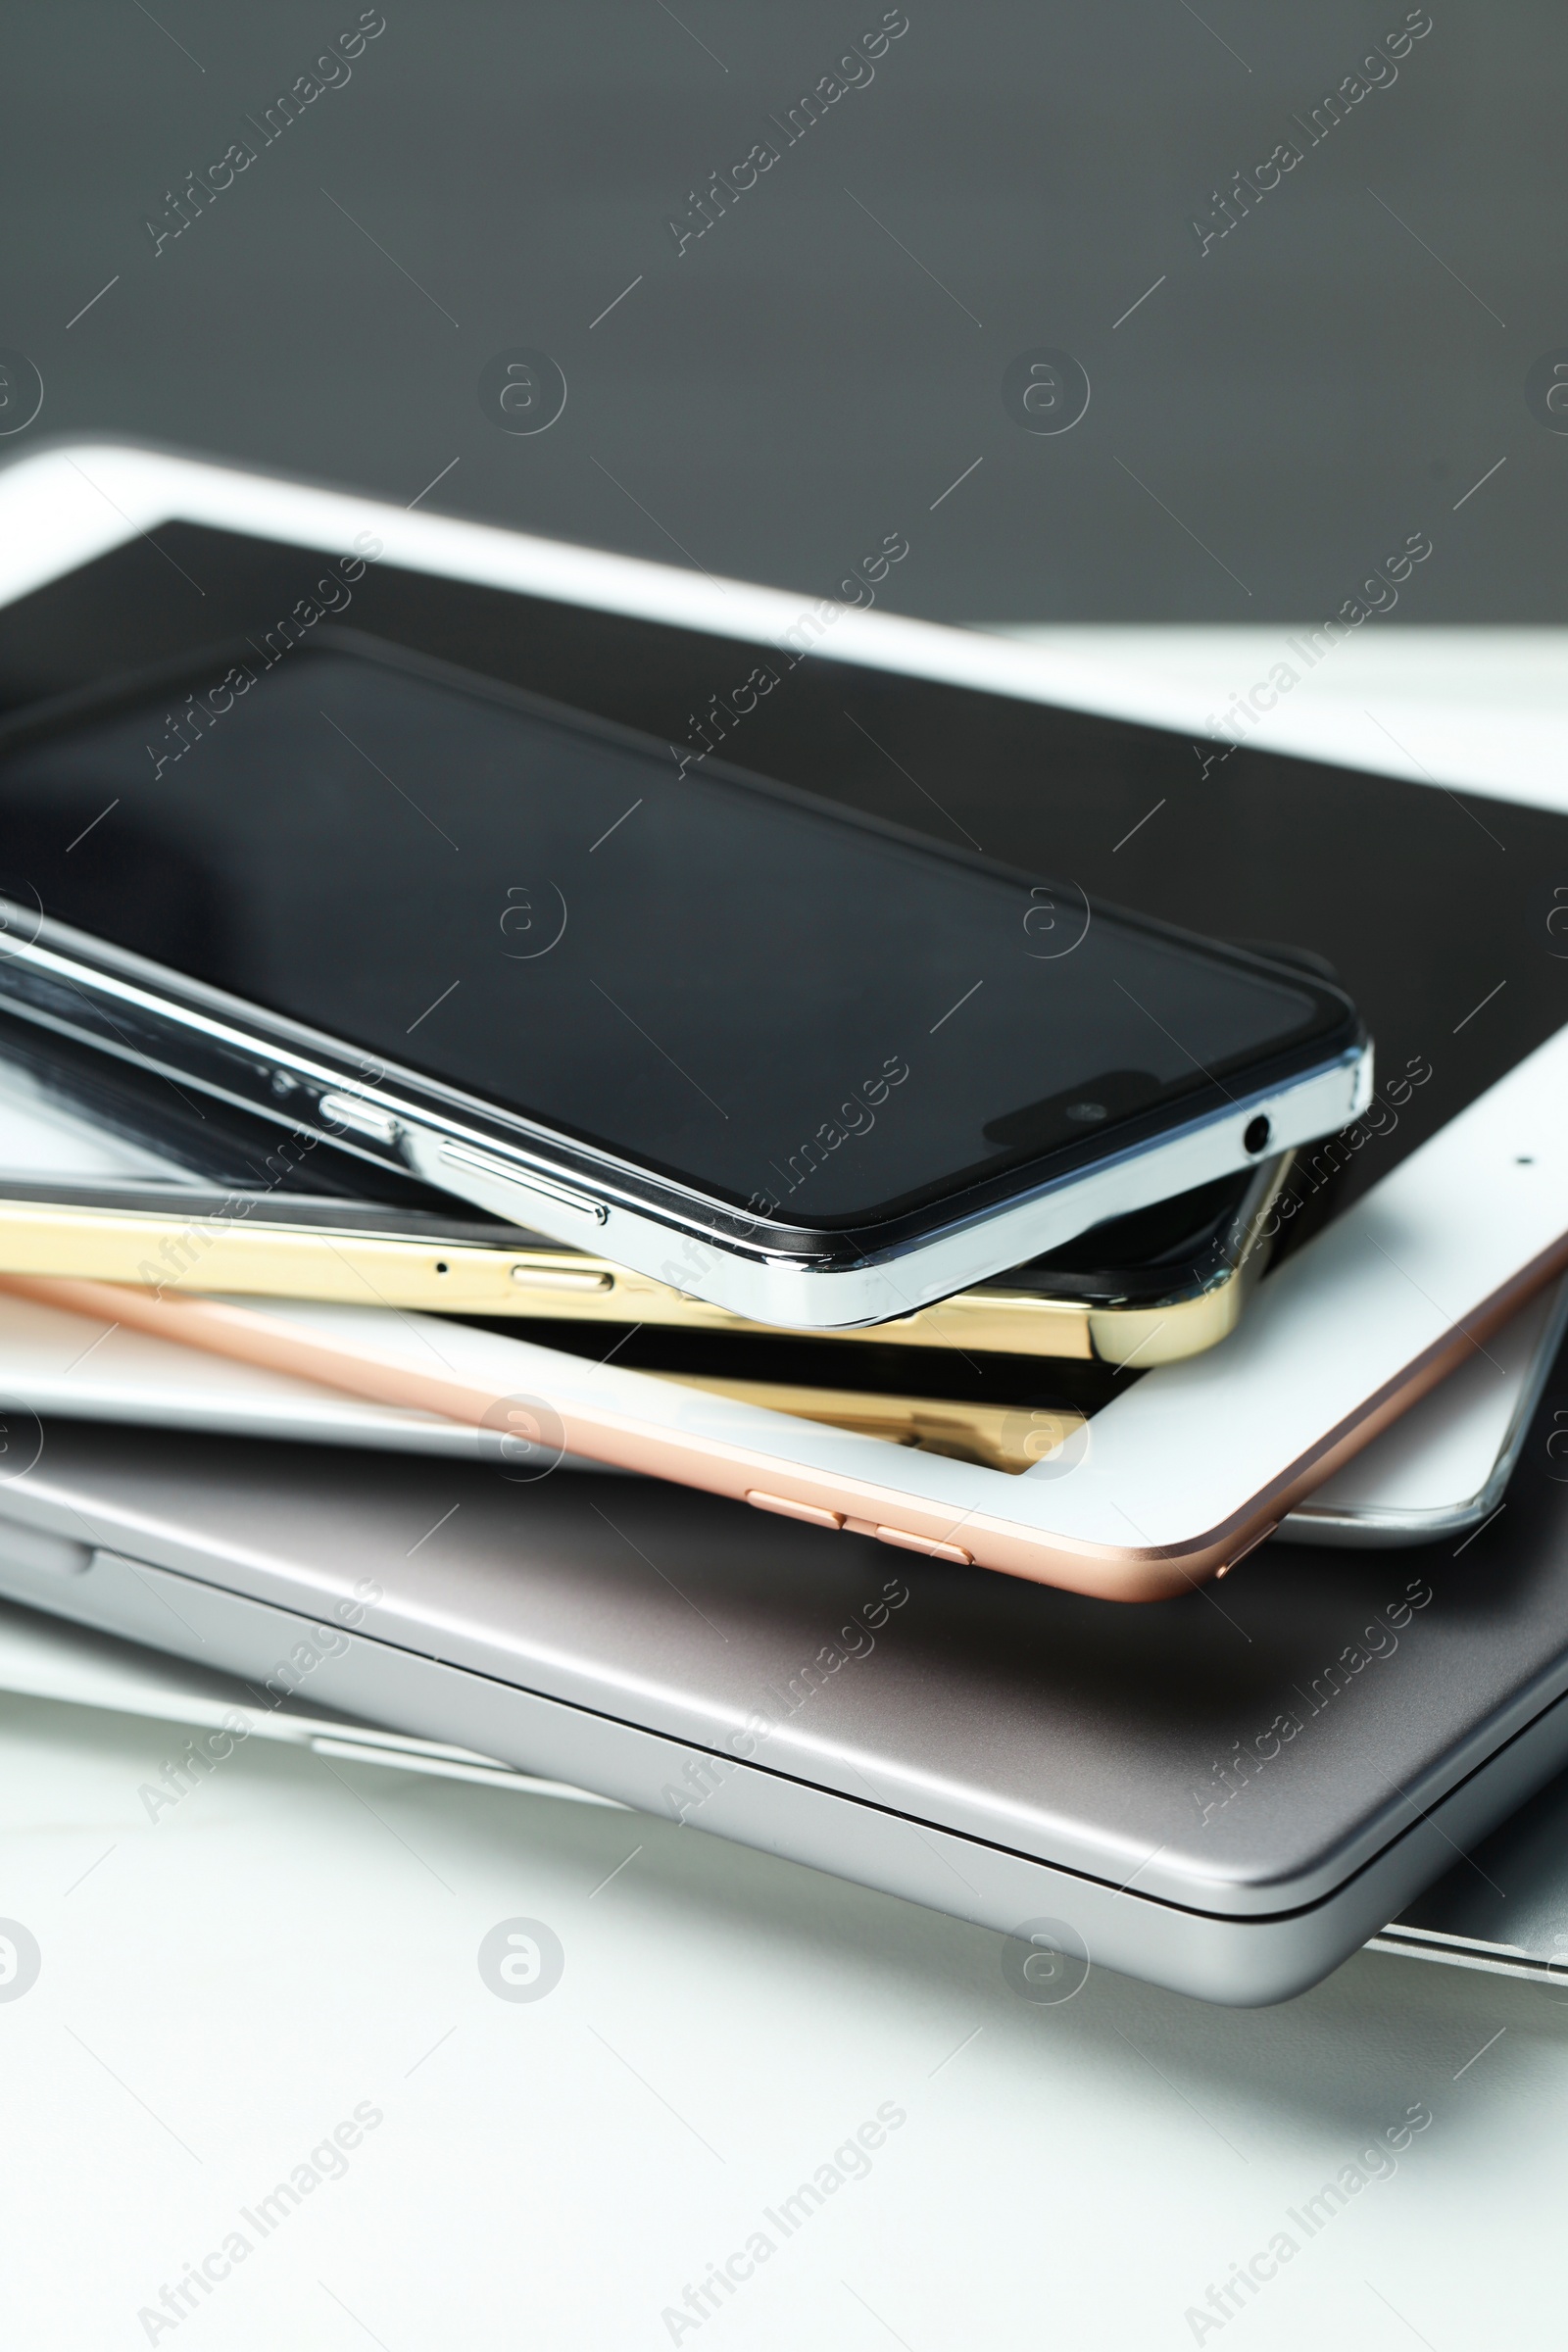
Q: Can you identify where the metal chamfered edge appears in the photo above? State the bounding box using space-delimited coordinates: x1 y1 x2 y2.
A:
0 897 1369 1324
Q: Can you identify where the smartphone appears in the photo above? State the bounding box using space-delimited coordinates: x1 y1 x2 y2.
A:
0 1166 1287 1364
0 630 1367 1331
0 1011 1290 1362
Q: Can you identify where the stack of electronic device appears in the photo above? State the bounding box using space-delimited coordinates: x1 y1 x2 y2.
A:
0 444 1567 2003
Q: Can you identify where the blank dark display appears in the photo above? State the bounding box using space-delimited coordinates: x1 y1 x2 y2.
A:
0 637 1339 1225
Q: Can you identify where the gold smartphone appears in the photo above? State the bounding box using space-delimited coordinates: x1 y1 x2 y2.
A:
0 1153 1290 1372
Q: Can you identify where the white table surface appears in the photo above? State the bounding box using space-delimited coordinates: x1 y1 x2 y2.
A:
2 1645 1563 2351
4 623 1567 2349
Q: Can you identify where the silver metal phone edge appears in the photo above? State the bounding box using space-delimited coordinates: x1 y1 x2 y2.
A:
0 916 1371 1329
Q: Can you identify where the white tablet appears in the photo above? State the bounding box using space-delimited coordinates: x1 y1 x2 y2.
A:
1 1267 1561 1555
0 441 1561 1598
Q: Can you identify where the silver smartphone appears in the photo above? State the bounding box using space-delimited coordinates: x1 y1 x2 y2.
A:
0 628 1367 1330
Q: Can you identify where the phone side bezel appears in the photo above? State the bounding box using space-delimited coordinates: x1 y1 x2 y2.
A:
0 908 1368 1327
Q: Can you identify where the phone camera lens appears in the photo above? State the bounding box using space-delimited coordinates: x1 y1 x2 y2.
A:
1245 1114 1271 1154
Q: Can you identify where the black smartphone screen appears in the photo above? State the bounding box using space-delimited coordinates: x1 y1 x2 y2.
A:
0 635 1347 1227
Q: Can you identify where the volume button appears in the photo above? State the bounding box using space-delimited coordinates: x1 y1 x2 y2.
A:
872 1525 973 1566
318 1092 402 1146
439 1142 609 1228
746 1492 846 1530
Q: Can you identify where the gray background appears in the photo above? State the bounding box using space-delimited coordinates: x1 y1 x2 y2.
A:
2 1 1559 621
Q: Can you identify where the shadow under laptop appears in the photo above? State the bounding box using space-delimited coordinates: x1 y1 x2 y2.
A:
247 1712 1568 2157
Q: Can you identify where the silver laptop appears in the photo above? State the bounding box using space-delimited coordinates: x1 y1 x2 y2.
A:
1 1386 1565 2006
